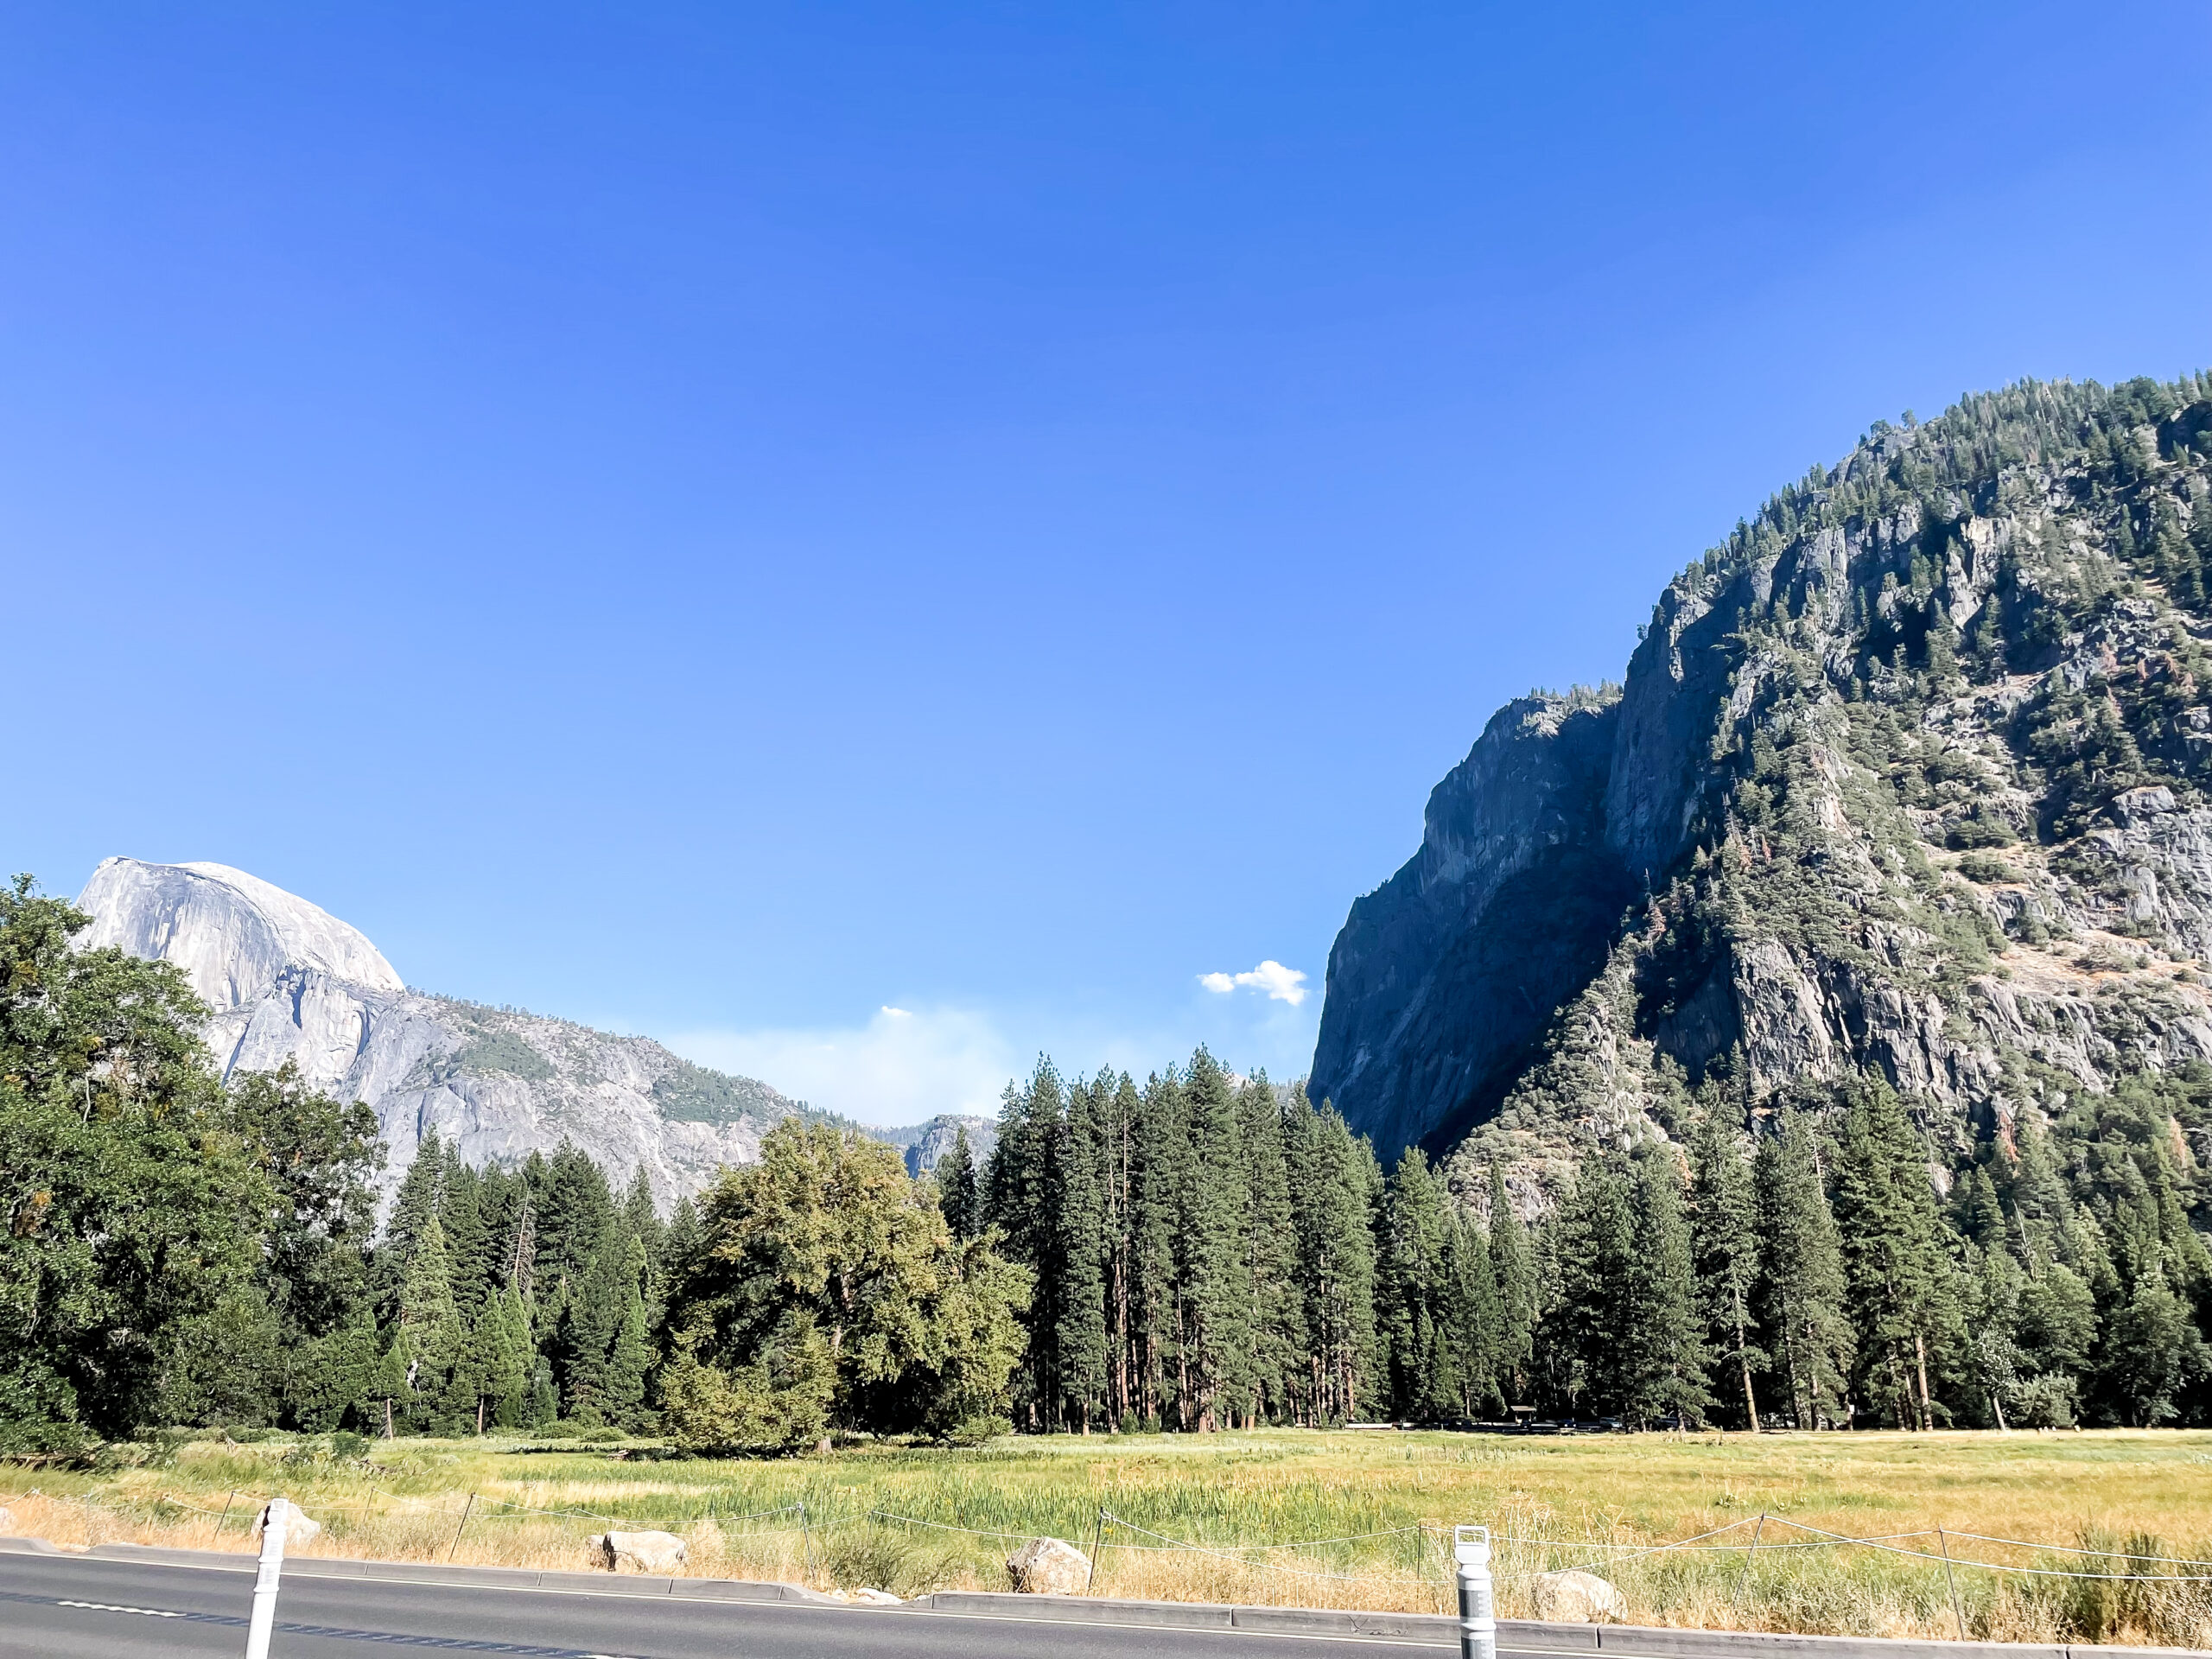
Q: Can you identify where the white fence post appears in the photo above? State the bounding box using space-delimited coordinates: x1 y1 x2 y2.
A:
244 1497 290 1659
1455 1524 1495 1659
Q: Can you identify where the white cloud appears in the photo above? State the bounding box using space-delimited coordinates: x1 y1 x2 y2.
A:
1198 960 1309 1007
664 1004 1018 1128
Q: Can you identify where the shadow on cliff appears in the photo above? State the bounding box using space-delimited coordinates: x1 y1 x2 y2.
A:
1407 844 1637 1163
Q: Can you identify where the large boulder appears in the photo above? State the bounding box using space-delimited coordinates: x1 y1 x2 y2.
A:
1532 1568 1627 1623
588 1530 688 1574
1005 1535 1090 1594
253 1504 323 1548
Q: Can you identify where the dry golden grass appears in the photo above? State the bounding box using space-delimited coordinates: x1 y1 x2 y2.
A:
6 1427 2209 1646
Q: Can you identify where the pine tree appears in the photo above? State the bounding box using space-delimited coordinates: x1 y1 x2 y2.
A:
938 1129 979 1239
385 1128 448 1258
493 1287 535 1427
1054 1077 1110 1431
1624 1151 1711 1427
1129 1070 1190 1427
559 1217 628 1424
1550 1155 1636 1415
1238 1074 1300 1426
601 1235 655 1430
1688 1112 1765 1429
1442 1209 1505 1419
620 1166 664 1296
288 1306 381 1433
1962 1239 2025 1429
1381 1146 1457 1421
1485 1164 1536 1406
451 1290 522 1433
535 1143 616 1297
1177 1049 1251 1430
1752 1109 1853 1428
391 1211 463 1431
2100 1272 2210 1426
1101 1073 1142 1425
660 1196 702 1300
984 1059 1067 1425
1833 1082 1964 1429
1287 1092 1379 1424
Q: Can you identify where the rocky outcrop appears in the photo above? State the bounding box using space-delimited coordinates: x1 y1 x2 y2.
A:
74 858 811 1210
885 1113 998 1176
1315 378 2212 1188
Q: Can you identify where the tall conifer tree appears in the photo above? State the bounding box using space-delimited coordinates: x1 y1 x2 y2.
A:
1624 1152 1711 1426
1238 1074 1300 1425
1833 1083 1962 1429
1688 1112 1765 1428
1485 1165 1537 1405
938 1129 979 1239
1177 1049 1251 1430
1054 1076 1110 1430
1752 1109 1853 1428
1551 1156 1636 1415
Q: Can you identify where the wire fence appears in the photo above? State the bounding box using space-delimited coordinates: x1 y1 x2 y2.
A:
16 1484 2212 1591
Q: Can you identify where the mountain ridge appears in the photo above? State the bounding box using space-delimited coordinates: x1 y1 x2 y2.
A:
1312 374 2212 1210
73 857 826 1210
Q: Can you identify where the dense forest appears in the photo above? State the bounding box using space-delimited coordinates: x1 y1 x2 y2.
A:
3 863 2205 1450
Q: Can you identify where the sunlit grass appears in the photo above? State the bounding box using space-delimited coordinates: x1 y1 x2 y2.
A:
6 1427 2209 1644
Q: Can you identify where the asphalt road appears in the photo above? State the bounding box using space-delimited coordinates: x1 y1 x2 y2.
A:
0 1550 1460 1659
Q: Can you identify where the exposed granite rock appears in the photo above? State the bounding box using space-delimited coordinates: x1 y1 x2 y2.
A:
1316 378 2212 1199
1004 1535 1090 1594
589 1530 688 1573
1309 692 1631 1159
1533 1569 1627 1624
75 858 810 1211
881 1113 998 1176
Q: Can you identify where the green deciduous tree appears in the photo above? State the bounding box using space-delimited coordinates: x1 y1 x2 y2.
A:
0 879 273 1446
662 1122 1030 1452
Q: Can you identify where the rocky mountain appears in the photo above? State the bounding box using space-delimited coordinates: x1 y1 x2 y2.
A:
1312 375 2212 1209
74 858 818 1210
880 1113 998 1177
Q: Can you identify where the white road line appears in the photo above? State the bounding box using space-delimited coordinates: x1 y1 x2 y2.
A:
57 1599 186 1617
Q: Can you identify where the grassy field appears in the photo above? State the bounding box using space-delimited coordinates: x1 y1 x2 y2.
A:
5 1427 2209 1646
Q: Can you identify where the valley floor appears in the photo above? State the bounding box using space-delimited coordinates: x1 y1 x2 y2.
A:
4 1427 2207 1646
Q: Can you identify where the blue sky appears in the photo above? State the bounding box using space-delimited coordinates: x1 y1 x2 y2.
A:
5 3 2209 1125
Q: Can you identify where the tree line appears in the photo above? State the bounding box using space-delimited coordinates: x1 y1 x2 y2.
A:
960 1052 2209 1433
4 875 2207 1452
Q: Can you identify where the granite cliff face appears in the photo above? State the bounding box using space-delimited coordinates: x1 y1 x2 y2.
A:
882 1113 999 1177
1307 693 1631 1159
75 858 811 1210
1312 377 2212 1205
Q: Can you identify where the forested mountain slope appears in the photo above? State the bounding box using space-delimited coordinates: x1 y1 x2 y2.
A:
1313 376 2212 1209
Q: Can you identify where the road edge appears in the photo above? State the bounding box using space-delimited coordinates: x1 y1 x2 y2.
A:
2 1538 2196 1658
